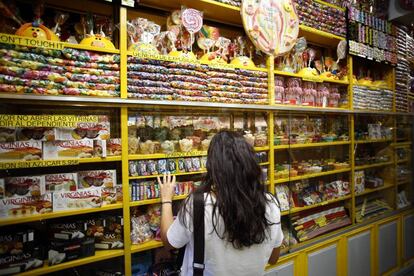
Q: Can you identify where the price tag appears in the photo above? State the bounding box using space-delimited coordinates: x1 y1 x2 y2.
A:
0 159 79 170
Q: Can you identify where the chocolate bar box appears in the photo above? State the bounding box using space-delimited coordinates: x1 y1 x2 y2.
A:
84 215 123 250
0 229 43 275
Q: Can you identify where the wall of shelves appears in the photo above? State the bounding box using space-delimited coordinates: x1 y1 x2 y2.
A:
0 0 413 275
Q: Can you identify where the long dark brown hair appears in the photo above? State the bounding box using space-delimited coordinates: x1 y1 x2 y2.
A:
179 130 278 249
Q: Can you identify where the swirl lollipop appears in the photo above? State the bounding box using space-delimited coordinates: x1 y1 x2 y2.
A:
336 40 347 63
181 8 203 53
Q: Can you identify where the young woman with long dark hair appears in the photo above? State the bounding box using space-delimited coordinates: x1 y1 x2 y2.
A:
158 130 283 275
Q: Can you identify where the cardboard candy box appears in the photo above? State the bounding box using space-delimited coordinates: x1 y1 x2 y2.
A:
0 193 52 218
0 141 42 161
16 128 55 141
94 138 121 157
4 176 46 198
84 216 124 250
77 170 117 189
43 140 94 159
48 237 95 266
45 173 78 192
52 189 102 212
54 119 110 141
0 229 44 275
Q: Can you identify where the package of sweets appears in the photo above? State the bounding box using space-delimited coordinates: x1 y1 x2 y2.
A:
5 176 46 198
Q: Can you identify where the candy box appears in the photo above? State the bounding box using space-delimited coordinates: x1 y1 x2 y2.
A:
0 230 44 275
0 193 52 218
94 139 122 157
0 128 16 142
54 120 110 141
43 140 94 159
16 127 55 141
77 170 117 189
45 173 77 192
52 189 102 212
49 221 86 241
101 186 122 205
48 237 95 266
0 141 42 161
84 216 124 249
5 176 46 198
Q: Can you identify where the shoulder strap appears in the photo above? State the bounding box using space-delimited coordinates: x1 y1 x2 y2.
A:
193 192 205 276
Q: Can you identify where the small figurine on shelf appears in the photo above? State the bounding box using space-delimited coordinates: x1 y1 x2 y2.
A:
80 13 115 49
15 1 59 41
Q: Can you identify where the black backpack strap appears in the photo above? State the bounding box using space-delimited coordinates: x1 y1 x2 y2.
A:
193 192 205 276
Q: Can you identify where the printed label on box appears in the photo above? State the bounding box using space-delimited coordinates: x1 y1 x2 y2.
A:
54 121 110 141
5 176 45 198
43 140 94 159
45 173 77 192
16 127 55 141
52 189 102 211
0 193 52 218
0 141 42 161
77 170 117 189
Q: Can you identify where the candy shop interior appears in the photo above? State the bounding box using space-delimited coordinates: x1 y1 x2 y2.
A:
0 0 413 275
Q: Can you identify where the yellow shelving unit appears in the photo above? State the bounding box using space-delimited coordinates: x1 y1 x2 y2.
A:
274 141 350 150
0 0 411 275
0 203 123 227
275 168 351 184
19 250 125 276
354 161 394 171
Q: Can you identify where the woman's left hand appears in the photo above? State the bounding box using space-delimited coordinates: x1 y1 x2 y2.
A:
157 172 176 202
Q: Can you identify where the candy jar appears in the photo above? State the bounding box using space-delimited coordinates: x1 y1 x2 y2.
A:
274 76 285 104
316 83 329 107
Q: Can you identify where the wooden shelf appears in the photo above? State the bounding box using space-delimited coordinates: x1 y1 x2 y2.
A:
355 139 393 144
275 168 351 184
131 240 163 253
274 141 350 150
130 194 188 207
19 250 124 276
356 184 395 196
0 203 123 226
0 156 121 170
397 159 410 164
355 161 394 171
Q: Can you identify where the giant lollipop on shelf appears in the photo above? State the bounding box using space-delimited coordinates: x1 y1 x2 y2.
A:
336 40 347 63
182 8 203 53
241 0 299 56
230 36 256 68
198 25 220 63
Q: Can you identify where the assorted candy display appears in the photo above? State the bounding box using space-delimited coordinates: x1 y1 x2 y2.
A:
0 169 122 218
128 113 268 155
0 44 120 97
355 195 392 223
128 157 206 177
274 77 346 107
274 115 348 145
276 179 350 212
397 190 411 209
395 26 413 112
127 57 268 104
275 159 349 180
348 7 397 64
291 204 352 242
354 123 392 141
131 204 161 244
294 0 346 37
130 179 198 202
352 86 393 111
1 215 123 273
0 115 120 161
354 170 385 194
355 145 391 166
396 165 412 184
